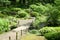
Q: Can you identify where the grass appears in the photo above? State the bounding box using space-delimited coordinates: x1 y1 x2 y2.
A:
21 33 46 40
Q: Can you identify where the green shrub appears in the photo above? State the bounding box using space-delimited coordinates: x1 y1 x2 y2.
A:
0 13 6 18
11 8 21 12
30 4 49 15
55 0 60 6
1 8 15 16
30 12 39 17
53 27 60 32
0 0 11 7
39 0 54 4
25 9 40 17
39 27 58 35
25 9 32 13
2 8 10 14
32 16 41 29
1 8 21 16
10 8 21 15
0 18 10 34
46 8 60 26
44 32 60 40
29 29 38 34
32 15 47 29
17 11 30 18
7 16 17 29
30 4 60 27
4 8 21 16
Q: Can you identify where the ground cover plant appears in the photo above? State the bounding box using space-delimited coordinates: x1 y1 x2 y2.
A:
0 18 10 34
39 27 60 35
44 32 60 40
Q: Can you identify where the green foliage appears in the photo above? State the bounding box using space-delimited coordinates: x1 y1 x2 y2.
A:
19 0 40 7
29 29 38 34
0 16 17 34
30 12 39 17
0 18 10 34
17 10 30 18
44 32 60 40
39 27 60 36
32 16 41 29
17 11 27 18
7 16 17 29
1 8 10 15
10 0 55 7
30 4 49 15
30 4 60 27
0 0 60 34
47 7 60 26
11 8 21 12
9 8 22 15
0 0 11 7
39 0 55 4
0 11 6 18
29 4 51 29
1 8 21 16
55 0 60 6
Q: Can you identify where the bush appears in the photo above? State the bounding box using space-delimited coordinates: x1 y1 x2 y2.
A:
39 0 55 4
0 0 11 7
31 16 41 29
17 10 30 18
29 29 38 34
11 8 21 12
44 32 60 40
39 27 60 35
29 4 60 28
1 8 22 16
1 8 10 15
0 18 10 34
30 4 49 15
55 0 60 6
0 13 6 18
30 12 39 17
46 8 60 26
10 8 21 15
1 8 16 16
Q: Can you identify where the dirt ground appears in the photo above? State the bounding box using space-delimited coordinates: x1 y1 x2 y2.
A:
21 34 46 40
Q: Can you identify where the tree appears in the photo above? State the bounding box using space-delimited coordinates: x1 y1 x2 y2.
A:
0 0 11 7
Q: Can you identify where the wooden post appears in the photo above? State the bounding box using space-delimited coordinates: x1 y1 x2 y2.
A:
16 32 18 40
24 29 26 34
26 28 28 32
9 36 11 40
21 30 22 36
17 21 19 27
